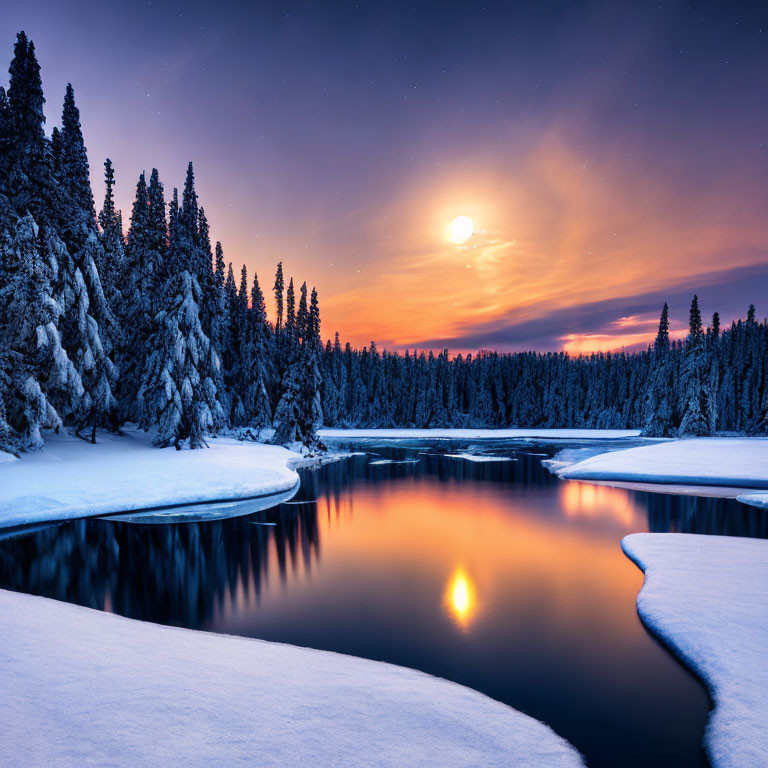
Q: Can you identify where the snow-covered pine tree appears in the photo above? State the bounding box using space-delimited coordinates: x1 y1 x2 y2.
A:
57 84 118 437
0 86 11 185
60 84 95 232
5 33 51 219
679 295 714 437
137 167 224 448
299 285 324 445
229 264 251 426
0 213 83 451
97 158 125 312
241 270 272 433
273 261 284 335
272 276 303 445
642 303 675 436
208 241 230 416
197 207 216 339
117 168 169 420
221 261 245 424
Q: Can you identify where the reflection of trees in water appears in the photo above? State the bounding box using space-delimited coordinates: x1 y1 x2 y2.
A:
0 503 320 630
1 455 766 632
644 492 768 538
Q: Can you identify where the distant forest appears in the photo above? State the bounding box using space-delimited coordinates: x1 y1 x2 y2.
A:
322 300 768 436
1 32 767 456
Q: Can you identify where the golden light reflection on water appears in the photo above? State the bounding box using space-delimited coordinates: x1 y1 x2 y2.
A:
443 566 478 631
560 481 644 529
216 476 649 648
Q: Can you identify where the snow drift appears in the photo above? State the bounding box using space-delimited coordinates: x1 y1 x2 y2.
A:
0 589 584 768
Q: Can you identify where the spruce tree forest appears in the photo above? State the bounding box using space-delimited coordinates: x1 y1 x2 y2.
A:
1 32 767 456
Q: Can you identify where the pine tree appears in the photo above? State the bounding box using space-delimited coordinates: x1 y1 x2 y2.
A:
137 166 224 447
56 85 118 436
643 303 675 436
300 285 324 444
60 83 95 237
272 276 302 444
273 283 323 446
679 295 714 436
273 261 284 335
6 33 50 218
197 207 216 338
712 312 721 340
137 271 224 448
0 214 82 450
97 158 125 341
242 271 272 432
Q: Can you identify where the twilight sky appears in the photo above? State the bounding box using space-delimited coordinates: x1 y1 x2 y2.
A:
4 0 767 352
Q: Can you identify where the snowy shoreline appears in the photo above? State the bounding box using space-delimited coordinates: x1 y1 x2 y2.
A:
0 427 300 530
552 437 768 505
0 589 584 768
622 534 768 768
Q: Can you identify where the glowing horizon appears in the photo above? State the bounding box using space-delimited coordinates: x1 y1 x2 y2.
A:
7 1 766 355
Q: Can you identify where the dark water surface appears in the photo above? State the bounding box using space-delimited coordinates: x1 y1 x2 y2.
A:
2 439 767 767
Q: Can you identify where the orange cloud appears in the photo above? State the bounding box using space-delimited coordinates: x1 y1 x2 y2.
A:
320 126 767 352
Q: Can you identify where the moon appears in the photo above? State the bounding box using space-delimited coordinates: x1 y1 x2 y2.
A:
447 215 473 244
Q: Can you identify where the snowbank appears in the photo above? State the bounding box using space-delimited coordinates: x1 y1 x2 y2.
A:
0 589 584 768
0 427 299 529
622 534 768 768
558 438 768 489
320 428 641 440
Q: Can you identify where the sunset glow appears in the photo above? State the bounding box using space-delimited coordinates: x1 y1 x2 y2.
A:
11 2 765 355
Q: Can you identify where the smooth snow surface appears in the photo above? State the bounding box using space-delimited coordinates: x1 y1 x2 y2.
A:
0 450 18 464
0 427 299 529
559 438 768 488
0 589 584 768
320 428 641 440
622 534 768 768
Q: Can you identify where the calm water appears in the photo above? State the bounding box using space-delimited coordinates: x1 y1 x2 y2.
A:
2 440 767 767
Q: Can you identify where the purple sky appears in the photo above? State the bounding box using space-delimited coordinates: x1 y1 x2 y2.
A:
4 0 767 351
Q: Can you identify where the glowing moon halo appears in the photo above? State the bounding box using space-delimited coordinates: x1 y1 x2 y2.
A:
447 215 474 244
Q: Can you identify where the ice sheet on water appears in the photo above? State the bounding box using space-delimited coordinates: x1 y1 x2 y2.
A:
99 487 298 524
443 452 514 463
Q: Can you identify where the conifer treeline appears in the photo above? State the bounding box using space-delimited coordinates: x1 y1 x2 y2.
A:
2 33 767 457
319 299 768 436
0 32 322 454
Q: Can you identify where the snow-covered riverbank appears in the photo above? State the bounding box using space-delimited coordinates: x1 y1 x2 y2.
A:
0 589 584 768
553 438 768 502
0 428 300 529
622 534 768 768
